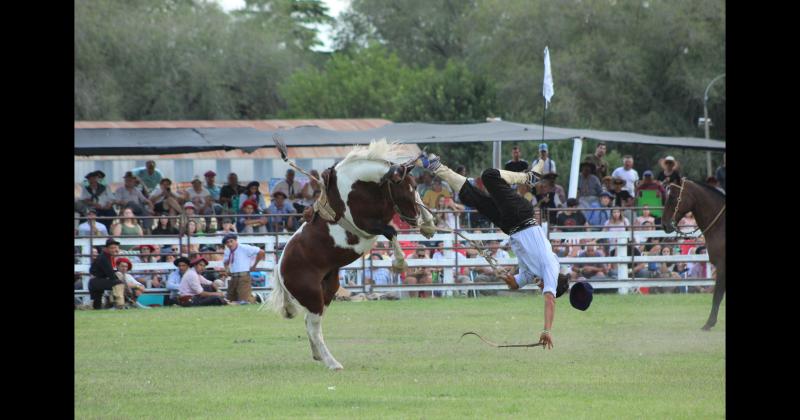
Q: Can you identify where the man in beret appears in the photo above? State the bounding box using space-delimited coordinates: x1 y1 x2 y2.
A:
165 256 192 305
88 238 126 310
178 257 228 306
222 234 265 304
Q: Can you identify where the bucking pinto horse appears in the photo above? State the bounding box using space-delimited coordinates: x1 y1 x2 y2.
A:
661 178 726 331
267 140 436 370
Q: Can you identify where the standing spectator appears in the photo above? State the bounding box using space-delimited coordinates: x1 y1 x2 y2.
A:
422 178 453 210
656 156 682 187
238 181 267 213
556 198 588 230
77 208 109 237
272 169 304 207
219 173 246 214
222 233 265 304
586 191 613 228
183 176 215 220
113 172 154 225
611 155 639 193
504 145 529 172
611 178 635 208
133 160 163 192
405 247 433 298
530 143 557 175
203 170 222 211
238 199 268 233
178 257 228 307
577 162 602 209
715 152 726 192
111 207 144 250
78 171 117 231
266 191 296 232
583 142 609 179
152 213 179 235
148 178 184 218
635 170 666 204
88 238 126 310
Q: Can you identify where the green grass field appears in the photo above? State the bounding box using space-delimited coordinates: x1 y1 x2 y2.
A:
75 294 725 419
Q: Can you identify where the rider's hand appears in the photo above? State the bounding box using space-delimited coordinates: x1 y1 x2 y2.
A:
539 330 553 349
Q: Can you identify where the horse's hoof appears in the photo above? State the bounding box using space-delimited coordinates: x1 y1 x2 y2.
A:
328 363 344 371
313 355 323 361
701 324 713 331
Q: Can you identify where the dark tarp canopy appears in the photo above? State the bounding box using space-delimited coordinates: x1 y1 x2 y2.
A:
74 121 725 156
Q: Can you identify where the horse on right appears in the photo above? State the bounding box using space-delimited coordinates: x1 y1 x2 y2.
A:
661 178 726 330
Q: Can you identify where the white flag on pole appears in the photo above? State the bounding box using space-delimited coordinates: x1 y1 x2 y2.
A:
543 46 554 109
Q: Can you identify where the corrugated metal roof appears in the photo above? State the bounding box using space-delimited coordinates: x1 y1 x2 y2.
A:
74 119 392 131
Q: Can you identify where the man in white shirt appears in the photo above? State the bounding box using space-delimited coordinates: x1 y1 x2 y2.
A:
222 233 265 304
272 169 304 207
77 208 109 236
611 155 639 193
178 257 227 306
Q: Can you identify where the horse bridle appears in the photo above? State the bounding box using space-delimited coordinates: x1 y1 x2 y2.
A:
382 163 421 225
667 178 725 237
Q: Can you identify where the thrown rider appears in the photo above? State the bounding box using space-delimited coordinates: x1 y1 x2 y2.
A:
417 152 590 349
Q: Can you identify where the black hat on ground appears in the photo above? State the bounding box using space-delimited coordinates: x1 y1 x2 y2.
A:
174 256 191 267
570 281 594 311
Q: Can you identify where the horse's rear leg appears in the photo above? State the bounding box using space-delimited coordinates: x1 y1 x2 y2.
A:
290 270 343 370
702 270 725 331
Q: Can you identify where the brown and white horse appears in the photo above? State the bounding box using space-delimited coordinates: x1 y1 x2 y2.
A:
662 178 726 331
267 140 435 370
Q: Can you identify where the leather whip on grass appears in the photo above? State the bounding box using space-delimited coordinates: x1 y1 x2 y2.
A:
460 332 544 348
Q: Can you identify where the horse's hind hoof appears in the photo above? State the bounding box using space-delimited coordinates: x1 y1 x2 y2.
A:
701 324 714 331
328 363 344 371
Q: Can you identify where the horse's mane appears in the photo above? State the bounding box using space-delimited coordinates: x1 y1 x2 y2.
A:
693 181 726 198
338 139 409 167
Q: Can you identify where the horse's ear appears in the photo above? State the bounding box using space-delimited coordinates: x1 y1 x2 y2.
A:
381 165 403 184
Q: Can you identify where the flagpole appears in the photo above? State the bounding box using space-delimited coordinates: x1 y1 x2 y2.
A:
541 98 546 142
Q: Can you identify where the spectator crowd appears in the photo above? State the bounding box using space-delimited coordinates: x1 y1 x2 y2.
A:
75 146 724 308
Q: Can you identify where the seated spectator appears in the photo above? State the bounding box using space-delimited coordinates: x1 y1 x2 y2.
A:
600 175 614 193
532 173 563 225
517 183 535 203
132 160 163 192
405 247 433 298
216 217 238 235
111 207 144 250
238 181 267 213
272 169 304 208
203 170 223 213
556 198 588 231
182 202 207 233
678 211 697 234
178 257 228 306
165 256 192 305
296 169 322 214
635 170 666 204
183 175 215 222
422 177 452 210
688 246 709 279
78 171 117 231
603 208 630 237
657 246 682 293
152 212 179 235
364 253 393 286
635 206 656 227
656 156 682 187
134 245 162 288
706 176 725 194
77 208 109 237
577 161 602 209
416 171 434 197
237 199 268 233
266 191 296 232
114 257 149 309
148 178 184 218
586 191 612 227
219 172 246 213
571 243 610 280
611 177 635 208
113 172 154 228
435 196 463 229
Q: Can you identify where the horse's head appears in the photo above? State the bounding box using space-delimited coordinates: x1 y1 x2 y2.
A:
380 158 422 227
661 177 689 233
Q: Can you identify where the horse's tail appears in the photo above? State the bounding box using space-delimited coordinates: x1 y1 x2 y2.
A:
266 252 301 319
